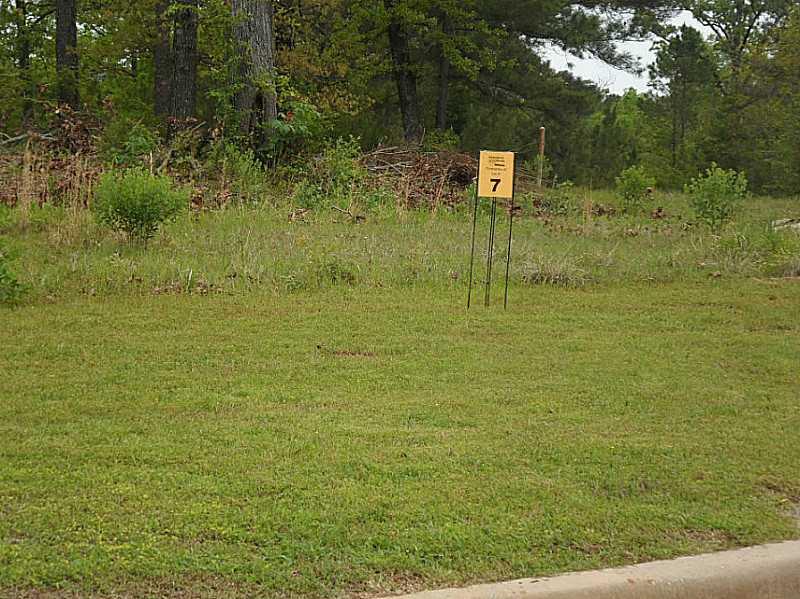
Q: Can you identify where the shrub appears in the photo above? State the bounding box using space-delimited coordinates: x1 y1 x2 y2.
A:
93 169 188 240
0 238 24 304
102 121 161 167
316 256 358 286
615 165 655 213
265 99 324 166
292 137 368 209
422 128 460 152
534 182 579 216
208 142 270 205
686 164 748 231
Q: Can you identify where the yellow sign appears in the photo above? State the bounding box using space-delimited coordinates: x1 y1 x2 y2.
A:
478 151 515 199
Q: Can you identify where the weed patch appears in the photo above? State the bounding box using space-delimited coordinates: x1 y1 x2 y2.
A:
521 253 589 287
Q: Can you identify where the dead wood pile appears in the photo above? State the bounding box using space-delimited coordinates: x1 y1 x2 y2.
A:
362 147 478 209
362 147 542 209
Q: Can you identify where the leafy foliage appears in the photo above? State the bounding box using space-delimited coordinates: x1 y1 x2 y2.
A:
0 0 798 195
532 182 579 216
616 165 656 213
292 137 369 208
265 99 324 166
102 122 162 168
207 142 271 205
93 169 188 240
686 164 749 230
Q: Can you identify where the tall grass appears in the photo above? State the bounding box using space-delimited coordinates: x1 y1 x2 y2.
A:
5 189 799 301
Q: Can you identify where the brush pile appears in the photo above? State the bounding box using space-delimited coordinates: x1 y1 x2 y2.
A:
362 146 545 210
362 147 478 209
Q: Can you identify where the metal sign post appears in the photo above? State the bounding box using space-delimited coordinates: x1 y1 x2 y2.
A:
467 181 479 309
485 198 497 307
467 151 516 310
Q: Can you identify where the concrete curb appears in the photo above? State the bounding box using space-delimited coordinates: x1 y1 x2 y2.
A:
379 541 800 599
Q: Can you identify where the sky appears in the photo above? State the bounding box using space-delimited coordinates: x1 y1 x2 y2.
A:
542 11 709 95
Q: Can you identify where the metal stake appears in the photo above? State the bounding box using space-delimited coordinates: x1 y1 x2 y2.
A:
466 180 479 309
485 199 497 307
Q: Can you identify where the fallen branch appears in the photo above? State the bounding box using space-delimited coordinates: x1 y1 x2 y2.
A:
331 205 366 223
0 134 31 147
331 205 352 217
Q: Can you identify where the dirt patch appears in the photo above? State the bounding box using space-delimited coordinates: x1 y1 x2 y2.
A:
348 570 429 599
758 477 800 532
759 477 800 502
682 529 738 547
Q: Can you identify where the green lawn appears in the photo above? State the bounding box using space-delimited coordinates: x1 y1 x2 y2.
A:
2 279 799 597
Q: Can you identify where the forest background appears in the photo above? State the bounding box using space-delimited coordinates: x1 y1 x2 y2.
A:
1 0 798 195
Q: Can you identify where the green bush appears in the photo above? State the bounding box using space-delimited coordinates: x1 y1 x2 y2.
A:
102 121 161 167
422 128 460 152
0 238 24 304
93 169 188 240
615 165 655 213
265 98 324 166
208 142 270 205
293 137 369 209
534 182 579 216
686 164 748 231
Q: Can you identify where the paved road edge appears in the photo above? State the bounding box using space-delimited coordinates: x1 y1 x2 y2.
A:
378 541 800 599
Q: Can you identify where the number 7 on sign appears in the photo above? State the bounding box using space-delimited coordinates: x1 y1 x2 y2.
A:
478 152 515 199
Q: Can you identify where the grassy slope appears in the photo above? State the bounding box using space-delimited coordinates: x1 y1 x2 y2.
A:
2 279 799 597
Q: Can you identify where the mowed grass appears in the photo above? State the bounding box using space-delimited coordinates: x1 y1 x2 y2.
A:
2 279 800 597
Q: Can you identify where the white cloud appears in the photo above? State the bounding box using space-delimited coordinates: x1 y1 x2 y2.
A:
541 11 711 95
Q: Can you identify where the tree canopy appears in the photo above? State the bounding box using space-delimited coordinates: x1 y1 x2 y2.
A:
0 0 798 193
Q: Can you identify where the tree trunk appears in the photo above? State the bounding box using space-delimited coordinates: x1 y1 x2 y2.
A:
170 0 198 121
231 0 278 142
384 0 423 144
670 100 678 169
435 14 451 131
435 53 450 132
153 0 173 119
55 0 80 109
14 0 34 124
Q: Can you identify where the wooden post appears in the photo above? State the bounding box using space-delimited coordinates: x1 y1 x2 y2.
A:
537 126 546 188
